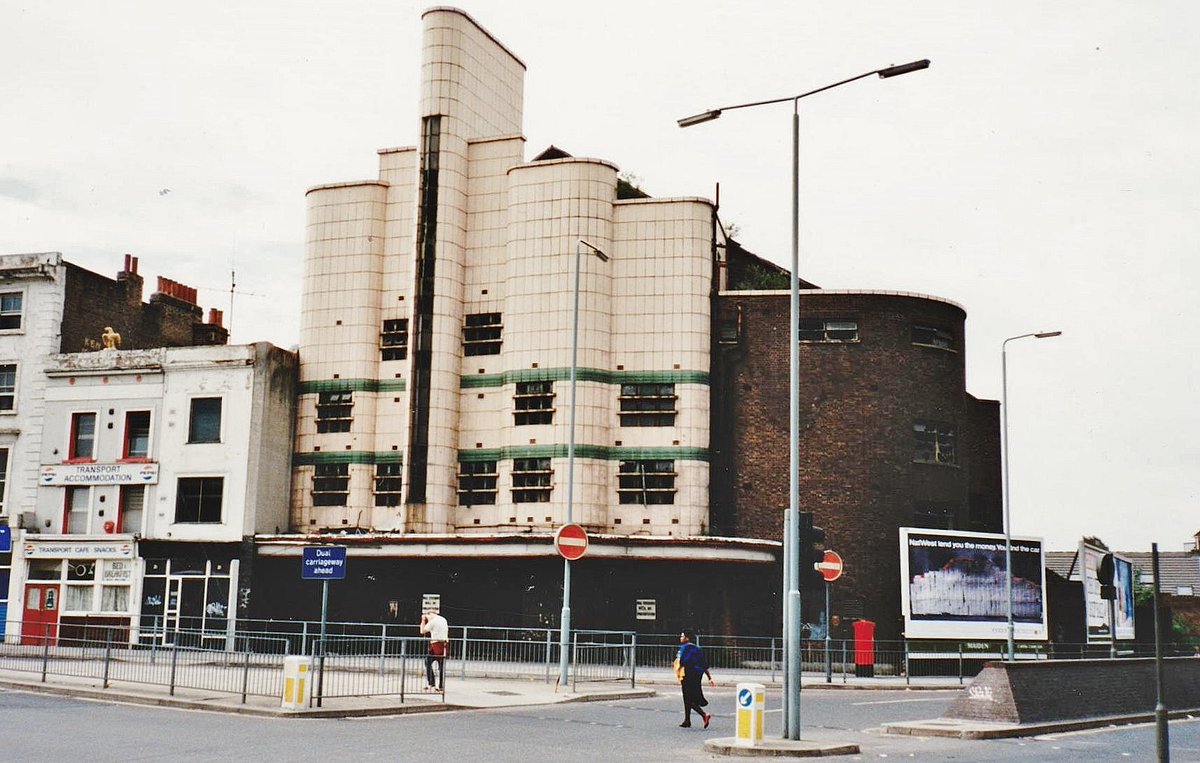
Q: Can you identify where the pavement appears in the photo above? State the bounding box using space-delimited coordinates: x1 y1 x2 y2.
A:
29 664 1192 756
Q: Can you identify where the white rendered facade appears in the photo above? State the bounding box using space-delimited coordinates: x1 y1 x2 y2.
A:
6 343 295 639
0 253 67 529
294 8 715 537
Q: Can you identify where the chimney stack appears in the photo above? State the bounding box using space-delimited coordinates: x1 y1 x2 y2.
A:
207 308 224 327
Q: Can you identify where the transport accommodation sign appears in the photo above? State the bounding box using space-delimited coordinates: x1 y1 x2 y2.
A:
554 523 589 561
302 546 347 580
40 462 159 486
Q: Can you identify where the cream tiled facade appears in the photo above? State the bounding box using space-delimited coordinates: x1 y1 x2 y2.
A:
294 8 716 537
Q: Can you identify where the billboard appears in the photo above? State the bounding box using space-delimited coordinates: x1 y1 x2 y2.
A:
1080 542 1135 643
900 528 1047 640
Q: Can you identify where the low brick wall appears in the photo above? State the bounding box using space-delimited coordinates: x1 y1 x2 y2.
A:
945 657 1200 724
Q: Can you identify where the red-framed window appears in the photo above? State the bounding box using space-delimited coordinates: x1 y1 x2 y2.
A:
122 411 151 460
68 412 97 462
118 485 146 534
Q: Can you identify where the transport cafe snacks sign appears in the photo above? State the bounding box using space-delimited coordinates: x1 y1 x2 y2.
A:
899 528 1047 640
40 463 159 486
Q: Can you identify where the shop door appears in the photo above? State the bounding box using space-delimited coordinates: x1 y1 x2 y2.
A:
163 577 206 645
21 584 61 645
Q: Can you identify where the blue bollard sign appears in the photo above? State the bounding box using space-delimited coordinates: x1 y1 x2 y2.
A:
302 546 347 580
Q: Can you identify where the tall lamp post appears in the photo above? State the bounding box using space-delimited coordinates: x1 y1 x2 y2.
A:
559 238 609 688
1001 330 1061 661
679 58 929 740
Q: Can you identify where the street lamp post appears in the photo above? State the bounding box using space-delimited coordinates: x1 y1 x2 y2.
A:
559 238 609 688
679 58 929 740
1001 330 1062 661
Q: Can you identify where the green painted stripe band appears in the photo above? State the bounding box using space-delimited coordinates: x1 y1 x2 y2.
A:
299 378 407 394
458 445 709 463
461 368 709 390
293 451 404 466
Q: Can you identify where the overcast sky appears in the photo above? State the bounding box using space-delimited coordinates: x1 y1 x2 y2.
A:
4 1 1197 552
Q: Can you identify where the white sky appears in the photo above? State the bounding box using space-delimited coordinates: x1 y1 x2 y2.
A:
4 2 1197 552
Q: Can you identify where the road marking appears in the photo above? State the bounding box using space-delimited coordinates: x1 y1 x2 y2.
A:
1035 715 1200 740
851 697 957 706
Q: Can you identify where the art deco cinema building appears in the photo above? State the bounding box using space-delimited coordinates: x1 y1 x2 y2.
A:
263 8 778 630
258 8 999 638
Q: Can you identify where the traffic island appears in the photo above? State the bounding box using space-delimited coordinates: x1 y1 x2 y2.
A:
703 738 860 757
883 656 1200 739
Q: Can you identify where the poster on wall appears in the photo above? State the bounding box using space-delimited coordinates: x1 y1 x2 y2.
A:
899 528 1047 640
1081 542 1135 643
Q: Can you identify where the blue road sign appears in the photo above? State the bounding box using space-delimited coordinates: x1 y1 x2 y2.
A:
302 546 347 580
0 525 10 552
738 688 753 708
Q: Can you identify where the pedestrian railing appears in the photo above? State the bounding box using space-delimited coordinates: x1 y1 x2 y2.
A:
0 622 287 703
570 630 636 690
6 617 1193 703
309 635 431 705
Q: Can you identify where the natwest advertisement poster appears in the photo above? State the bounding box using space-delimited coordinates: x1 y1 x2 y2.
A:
900 528 1047 640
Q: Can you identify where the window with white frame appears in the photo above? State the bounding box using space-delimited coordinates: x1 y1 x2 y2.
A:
511 458 553 503
0 292 22 331
463 313 503 356
312 463 349 506
799 319 859 342
514 381 554 425
316 391 353 433
374 462 403 507
457 460 497 506
0 364 15 411
617 460 677 505
618 383 677 427
381 319 408 361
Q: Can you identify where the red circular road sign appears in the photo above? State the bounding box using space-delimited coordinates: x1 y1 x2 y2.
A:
816 550 844 582
554 523 589 561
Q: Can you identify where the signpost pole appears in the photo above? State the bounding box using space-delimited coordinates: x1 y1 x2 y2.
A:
317 577 329 708
824 580 832 684
1109 596 1117 659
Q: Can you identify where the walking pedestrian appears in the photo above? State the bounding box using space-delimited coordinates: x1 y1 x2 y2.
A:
676 630 714 728
420 610 449 692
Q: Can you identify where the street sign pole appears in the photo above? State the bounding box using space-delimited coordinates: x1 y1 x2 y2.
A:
301 545 346 709
317 577 329 707
824 580 832 684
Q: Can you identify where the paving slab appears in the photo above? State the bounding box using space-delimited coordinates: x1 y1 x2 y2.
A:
0 669 653 718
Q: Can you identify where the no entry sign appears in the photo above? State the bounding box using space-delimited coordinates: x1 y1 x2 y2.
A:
554 523 589 561
815 550 844 582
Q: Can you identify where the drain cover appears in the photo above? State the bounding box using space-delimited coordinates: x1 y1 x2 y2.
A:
487 691 520 696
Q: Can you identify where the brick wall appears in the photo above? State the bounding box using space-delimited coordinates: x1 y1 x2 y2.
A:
945 657 1200 723
713 291 1001 638
59 261 227 352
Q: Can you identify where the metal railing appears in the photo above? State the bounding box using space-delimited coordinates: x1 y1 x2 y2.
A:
571 630 636 690
8 616 1189 702
0 622 287 703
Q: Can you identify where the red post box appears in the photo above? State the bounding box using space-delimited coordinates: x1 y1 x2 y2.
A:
852 619 875 678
